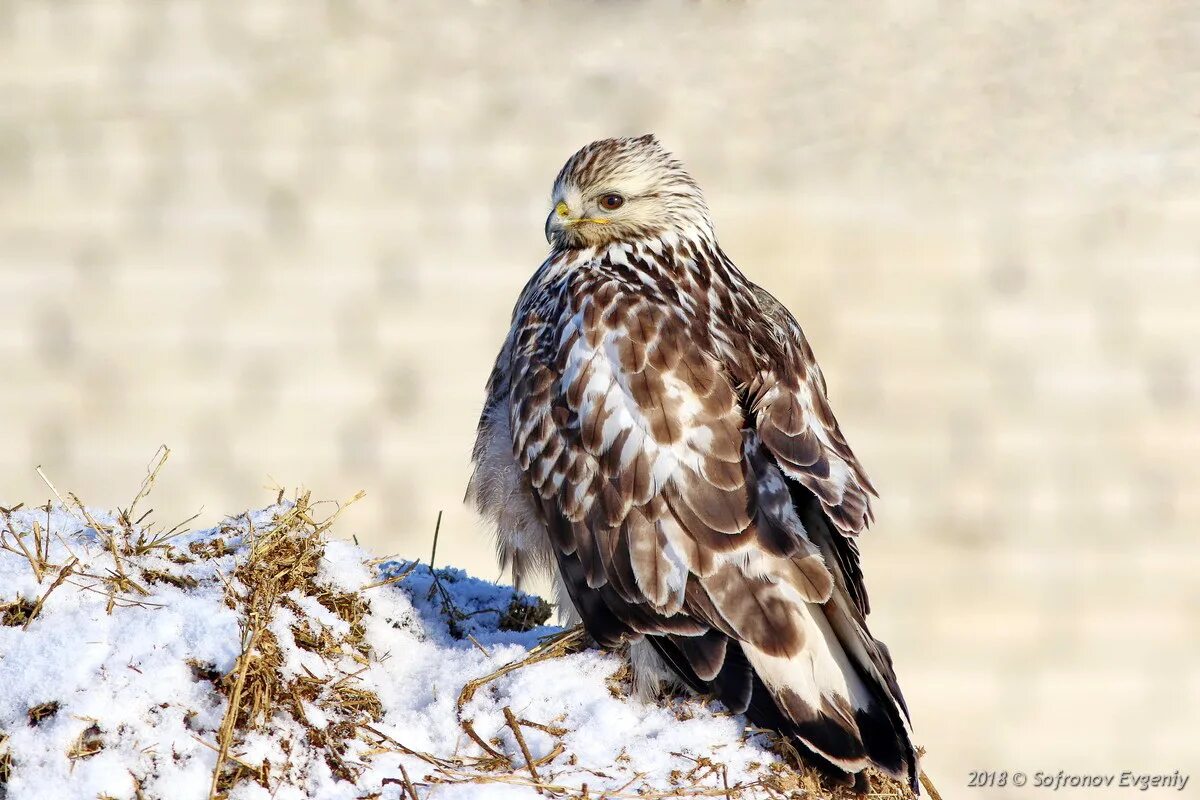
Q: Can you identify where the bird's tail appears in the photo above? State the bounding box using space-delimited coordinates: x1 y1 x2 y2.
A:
739 597 919 793
648 600 918 794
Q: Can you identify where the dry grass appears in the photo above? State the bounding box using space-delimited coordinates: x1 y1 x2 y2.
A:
67 720 105 762
0 733 11 787
0 595 36 628
352 619 916 800
207 489 378 798
1 454 382 799
0 504 53 583
2 449 196 626
27 701 60 727
0 453 934 800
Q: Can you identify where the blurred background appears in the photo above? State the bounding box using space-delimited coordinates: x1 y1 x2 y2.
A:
2 1 1198 795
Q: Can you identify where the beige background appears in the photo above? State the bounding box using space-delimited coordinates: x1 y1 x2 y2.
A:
2 2 1199 795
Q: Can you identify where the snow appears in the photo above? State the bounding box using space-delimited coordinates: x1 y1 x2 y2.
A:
0 502 795 800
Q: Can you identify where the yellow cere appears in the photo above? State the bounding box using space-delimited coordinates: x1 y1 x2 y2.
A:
555 200 608 226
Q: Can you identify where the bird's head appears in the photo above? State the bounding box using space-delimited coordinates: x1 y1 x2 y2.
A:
545 135 713 250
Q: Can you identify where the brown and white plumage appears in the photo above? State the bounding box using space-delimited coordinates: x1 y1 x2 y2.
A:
468 135 918 792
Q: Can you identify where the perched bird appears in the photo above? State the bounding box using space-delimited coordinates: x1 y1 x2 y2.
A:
467 135 918 792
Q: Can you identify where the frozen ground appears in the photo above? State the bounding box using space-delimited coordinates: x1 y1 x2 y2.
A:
0 498 842 800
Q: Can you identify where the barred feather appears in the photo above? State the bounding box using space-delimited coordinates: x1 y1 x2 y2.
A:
467 135 918 793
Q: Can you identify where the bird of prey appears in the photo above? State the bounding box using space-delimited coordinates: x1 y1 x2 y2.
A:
467 135 918 792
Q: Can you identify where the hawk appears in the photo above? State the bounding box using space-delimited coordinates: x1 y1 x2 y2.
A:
468 135 918 792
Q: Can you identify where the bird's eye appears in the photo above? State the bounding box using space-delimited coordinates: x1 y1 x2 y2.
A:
599 193 625 211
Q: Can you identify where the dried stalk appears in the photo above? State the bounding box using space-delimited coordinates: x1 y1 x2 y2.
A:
919 770 944 800
503 706 542 793
455 627 587 759
22 557 78 630
126 446 170 524
360 559 419 590
398 763 419 800
1 508 46 581
209 617 264 800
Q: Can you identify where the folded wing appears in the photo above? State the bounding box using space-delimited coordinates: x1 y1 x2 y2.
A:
504 273 916 789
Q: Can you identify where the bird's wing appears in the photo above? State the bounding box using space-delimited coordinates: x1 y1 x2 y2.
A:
738 287 917 783
507 272 834 647
505 272 915 788
743 286 878 537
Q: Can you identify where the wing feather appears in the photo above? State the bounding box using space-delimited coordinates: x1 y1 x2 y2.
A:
744 286 878 535
486 260 913 790
471 189 915 790
511 272 833 656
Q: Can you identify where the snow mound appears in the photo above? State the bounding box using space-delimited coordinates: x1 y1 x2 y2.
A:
0 493 868 800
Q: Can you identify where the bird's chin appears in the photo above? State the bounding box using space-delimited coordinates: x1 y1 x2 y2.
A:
551 225 602 251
